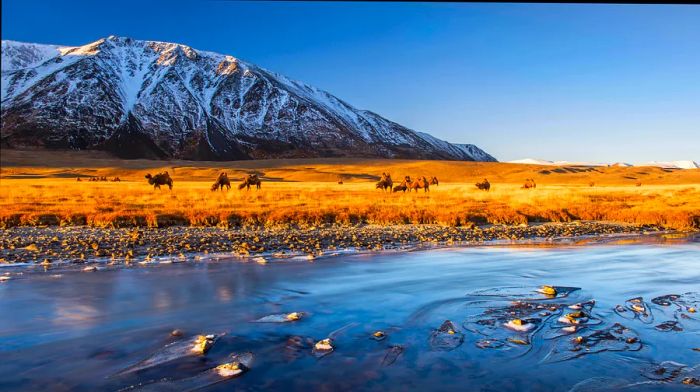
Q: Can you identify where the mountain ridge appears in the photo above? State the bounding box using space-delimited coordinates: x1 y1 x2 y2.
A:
1 36 496 162
507 158 699 170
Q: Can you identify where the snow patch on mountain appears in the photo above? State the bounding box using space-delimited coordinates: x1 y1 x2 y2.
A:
508 158 698 170
1 40 62 71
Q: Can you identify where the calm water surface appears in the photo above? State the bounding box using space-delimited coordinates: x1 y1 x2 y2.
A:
1 237 699 391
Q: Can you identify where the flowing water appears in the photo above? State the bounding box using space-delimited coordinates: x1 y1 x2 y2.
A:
1 236 699 391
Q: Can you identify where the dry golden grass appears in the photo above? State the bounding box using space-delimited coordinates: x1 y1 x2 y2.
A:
1 149 699 230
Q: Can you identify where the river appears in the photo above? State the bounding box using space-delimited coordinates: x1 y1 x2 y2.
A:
1 236 699 391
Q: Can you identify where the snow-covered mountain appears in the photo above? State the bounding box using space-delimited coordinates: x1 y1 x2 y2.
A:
1 37 496 161
506 159 609 167
639 160 699 170
507 158 699 170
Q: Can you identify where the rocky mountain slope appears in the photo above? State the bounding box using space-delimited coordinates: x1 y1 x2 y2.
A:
1 36 495 161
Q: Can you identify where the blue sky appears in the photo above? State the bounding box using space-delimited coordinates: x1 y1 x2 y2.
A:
2 1 699 162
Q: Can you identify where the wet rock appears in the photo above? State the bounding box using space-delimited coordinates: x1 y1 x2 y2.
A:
215 352 254 378
135 352 254 391
312 338 334 358
371 331 387 341
283 335 314 362
507 337 529 345
614 297 654 324
114 333 220 376
538 285 557 296
654 320 683 332
682 377 700 386
475 339 505 349
191 334 216 355
253 312 304 323
640 361 686 381
381 345 404 366
504 318 537 332
430 320 464 350
651 294 681 307
543 323 642 363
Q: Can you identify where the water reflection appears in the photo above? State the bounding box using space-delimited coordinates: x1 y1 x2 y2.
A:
0 240 699 391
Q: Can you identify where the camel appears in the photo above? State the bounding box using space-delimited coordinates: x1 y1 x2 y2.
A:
390 176 409 193
76 178 82 182
238 174 262 190
145 172 173 190
375 172 393 192
111 177 121 182
211 172 231 191
589 182 595 187
475 179 490 191
522 178 536 189
429 176 439 186
392 183 408 193
410 176 430 193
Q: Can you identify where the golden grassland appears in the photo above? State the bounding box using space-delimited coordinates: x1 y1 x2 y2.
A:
1 149 699 230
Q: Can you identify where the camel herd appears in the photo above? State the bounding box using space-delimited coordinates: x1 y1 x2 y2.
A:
140 171 262 191
76 176 121 182
73 170 611 193
374 173 439 193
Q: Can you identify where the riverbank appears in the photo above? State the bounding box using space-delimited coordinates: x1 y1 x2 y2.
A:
0 221 676 267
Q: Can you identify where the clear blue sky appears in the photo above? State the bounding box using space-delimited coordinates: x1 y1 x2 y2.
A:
2 1 699 162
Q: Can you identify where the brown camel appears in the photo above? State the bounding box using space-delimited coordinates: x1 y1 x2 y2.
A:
391 176 410 193
111 177 121 182
410 176 430 193
429 176 439 186
475 178 490 191
145 172 173 190
589 182 595 187
211 172 231 191
522 178 536 189
238 174 261 190
375 172 393 191
392 183 407 192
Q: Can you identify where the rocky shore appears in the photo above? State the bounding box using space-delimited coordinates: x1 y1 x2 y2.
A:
0 222 671 267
